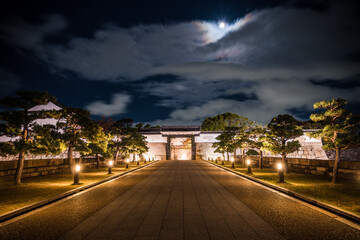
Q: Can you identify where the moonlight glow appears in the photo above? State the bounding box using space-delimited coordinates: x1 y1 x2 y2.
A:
218 21 225 29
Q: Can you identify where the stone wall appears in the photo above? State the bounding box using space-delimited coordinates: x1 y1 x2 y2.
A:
244 156 360 181
0 149 80 161
0 158 96 178
265 135 360 161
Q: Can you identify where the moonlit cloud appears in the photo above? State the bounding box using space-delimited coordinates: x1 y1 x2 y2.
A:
85 93 132 116
1 1 359 125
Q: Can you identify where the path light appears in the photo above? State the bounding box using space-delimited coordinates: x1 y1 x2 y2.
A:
246 159 252 174
108 160 113 174
231 157 235 168
126 159 129 169
277 162 285 183
74 164 80 184
221 156 224 165
136 158 139 165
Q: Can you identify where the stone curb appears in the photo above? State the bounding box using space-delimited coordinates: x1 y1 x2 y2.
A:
203 160 360 224
0 161 160 223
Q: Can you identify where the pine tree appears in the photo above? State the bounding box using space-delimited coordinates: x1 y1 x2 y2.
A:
119 129 149 162
261 114 303 174
246 125 266 169
0 91 60 184
309 98 360 184
53 108 95 173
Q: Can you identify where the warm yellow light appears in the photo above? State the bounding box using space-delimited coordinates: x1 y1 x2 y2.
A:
246 159 251 165
75 165 80 172
277 163 283 170
126 159 129 163
231 157 234 162
109 160 113 167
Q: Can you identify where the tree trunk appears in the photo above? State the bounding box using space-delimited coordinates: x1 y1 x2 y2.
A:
259 150 263 169
281 153 289 173
14 128 28 185
114 147 119 163
96 153 100 169
233 148 236 160
14 151 25 185
241 149 245 165
68 145 74 174
332 148 340 184
227 152 230 161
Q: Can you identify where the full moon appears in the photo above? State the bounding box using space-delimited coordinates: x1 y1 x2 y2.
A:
218 21 225 29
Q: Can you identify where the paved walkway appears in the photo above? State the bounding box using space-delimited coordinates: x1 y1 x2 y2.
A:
1 160 359 240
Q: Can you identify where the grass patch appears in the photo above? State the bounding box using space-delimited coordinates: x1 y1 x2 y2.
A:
210 160 360 216
0 161 151 216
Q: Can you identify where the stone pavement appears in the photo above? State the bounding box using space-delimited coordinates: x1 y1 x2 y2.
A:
59 160 283 240
1 160 359 240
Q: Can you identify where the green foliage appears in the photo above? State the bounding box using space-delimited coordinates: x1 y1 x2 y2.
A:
53 108 98 153
309 98 360 150
0 91 60 184
84 124 111 159
201 112 253 131
31 125 67 155
119 129 149 157
246 149 259 156
261 114 303 155
298 120 323 129
0 91 60 156
212 129 237 154
100 118 135 160
246 125 266 150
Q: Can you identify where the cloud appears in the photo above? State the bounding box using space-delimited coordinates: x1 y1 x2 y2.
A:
1 3 359 82
0 14 67 49
85 93 132 116
141 77 253 107
1 2 360 125
151 79 360 125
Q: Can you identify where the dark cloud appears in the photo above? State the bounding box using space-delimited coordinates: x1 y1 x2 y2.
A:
0 1 359 124
0 68 21 97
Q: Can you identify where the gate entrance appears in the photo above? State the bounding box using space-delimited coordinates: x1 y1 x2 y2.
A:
170 137 192 160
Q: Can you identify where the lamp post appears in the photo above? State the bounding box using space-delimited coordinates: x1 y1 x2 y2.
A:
277 162 285 183
246 159 252 174
215 156 218 163
74 164 80 184
221 156 224 165
126 159 129 169
108 160 113 174
231 157 235 168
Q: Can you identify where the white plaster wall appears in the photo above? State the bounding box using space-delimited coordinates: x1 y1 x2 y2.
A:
144 134 167 143
146 143 166 160
195 133 219 143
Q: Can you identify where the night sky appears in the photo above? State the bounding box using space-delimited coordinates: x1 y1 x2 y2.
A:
0 0 359 125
